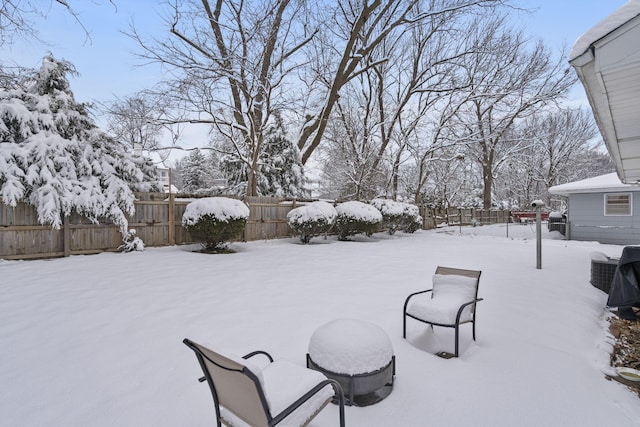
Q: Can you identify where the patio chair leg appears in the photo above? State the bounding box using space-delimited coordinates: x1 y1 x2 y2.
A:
335 383 346 427
454 324 459 357
402 315 407 338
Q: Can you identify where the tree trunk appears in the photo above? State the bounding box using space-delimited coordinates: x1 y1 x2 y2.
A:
482 162 493 209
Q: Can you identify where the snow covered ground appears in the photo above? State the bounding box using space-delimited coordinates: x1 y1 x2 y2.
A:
1 223 639 426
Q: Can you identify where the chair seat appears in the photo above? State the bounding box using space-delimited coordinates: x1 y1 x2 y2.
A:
220 359 334 427
407 294 473 325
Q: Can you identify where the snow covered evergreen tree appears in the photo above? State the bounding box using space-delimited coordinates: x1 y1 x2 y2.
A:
0 55 158 233
219 131 307 197
180 149 210 193
257 134 307 198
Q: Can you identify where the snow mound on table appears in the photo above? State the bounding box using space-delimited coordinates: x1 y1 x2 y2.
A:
308 318 393 375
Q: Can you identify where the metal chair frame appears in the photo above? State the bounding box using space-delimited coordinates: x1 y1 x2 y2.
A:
403 266 483 357
183 338 346 427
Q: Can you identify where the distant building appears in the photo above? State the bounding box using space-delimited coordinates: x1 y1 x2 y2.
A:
157 167 179 194
549 173 640 245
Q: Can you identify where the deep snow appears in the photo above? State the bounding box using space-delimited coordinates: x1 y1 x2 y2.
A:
1 223 639 426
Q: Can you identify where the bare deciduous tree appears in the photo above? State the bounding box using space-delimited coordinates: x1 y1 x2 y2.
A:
131 0 314 196
496 108 605 208
319 83 386 200
317 1 501 202
296 0 506 165
453 14 575 208
530 108 600 190
130 0 505 196
102 92 183 163
0 0 113 46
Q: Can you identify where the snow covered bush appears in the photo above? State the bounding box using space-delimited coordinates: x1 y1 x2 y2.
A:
334 201 383 241
119 229 144 252
286 200 337 244
370 199 423 234
182 197 250 252
399 203 423 233
0 55 158 235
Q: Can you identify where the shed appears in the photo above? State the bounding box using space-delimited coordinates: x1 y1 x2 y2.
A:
549 173 640 245
569 1 640 184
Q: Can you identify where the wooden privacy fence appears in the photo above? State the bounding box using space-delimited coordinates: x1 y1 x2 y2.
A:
0 194 304 260
420 207 510 229
1 194 511 260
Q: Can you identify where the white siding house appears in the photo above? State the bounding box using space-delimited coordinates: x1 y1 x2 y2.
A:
157 167 179 194
570 1 640 184
549 173 640 245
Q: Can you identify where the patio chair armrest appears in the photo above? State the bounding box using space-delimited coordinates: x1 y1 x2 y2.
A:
454 298 483 323
271 379 345 427
403 289 433 313
243 350 274 363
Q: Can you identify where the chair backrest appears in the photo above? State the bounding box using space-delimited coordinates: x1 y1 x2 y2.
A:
184 339 271 427
434 266 482 310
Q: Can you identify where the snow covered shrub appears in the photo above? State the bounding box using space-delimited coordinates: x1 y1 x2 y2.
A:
399 203 423 233
286 201 337 244
370 199 422 234
182 197 250 252
335 201 383 241
119 229 144 252
370 198 404 235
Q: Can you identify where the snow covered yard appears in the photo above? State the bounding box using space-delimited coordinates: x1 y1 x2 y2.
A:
2 225 640 426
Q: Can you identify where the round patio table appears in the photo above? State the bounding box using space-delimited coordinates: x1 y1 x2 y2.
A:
306 318 395 406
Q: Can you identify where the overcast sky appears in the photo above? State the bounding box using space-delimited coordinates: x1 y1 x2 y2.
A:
0 0 628 105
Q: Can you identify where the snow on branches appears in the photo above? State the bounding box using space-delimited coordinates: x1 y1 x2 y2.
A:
0 55 158 233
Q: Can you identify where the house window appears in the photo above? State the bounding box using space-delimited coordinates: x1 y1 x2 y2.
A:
605 193 632 216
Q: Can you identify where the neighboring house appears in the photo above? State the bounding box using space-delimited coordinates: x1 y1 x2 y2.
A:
570 1 640 184
549 173 640 245
157 167 179 194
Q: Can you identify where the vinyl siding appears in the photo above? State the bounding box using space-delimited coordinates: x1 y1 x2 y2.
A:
568 191 640 245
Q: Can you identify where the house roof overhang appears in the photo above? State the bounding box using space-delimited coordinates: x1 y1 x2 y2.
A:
570 1 640 184
548 172 635 196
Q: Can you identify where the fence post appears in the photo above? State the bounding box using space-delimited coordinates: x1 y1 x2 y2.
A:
168 170 175 245
63 215 71 257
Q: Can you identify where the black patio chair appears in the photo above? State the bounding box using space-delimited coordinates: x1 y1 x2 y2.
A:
403 266 483 357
